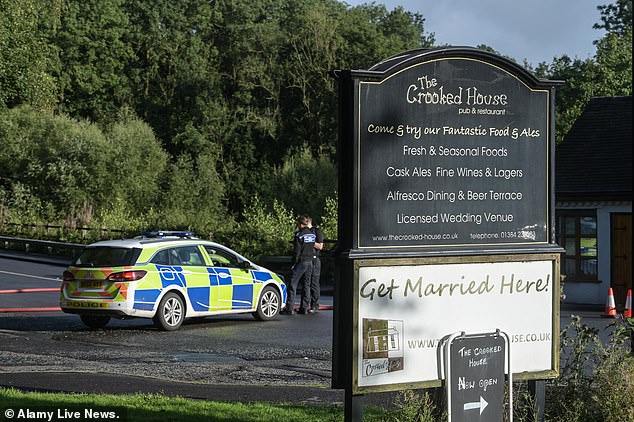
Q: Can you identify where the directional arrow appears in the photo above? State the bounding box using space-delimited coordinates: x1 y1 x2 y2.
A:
463 396 488 415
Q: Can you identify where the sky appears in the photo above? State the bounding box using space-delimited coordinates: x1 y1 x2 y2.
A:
342 0 607 66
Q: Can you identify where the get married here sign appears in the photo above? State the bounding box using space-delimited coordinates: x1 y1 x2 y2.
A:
353 254 559 393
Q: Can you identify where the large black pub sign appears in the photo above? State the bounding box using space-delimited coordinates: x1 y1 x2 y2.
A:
335 47 560 255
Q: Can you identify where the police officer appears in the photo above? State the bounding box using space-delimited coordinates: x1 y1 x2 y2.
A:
305 216 324 313
282 215 315 315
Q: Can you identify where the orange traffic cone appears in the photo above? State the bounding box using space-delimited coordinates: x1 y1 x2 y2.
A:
603 287 617 318
624 289 632 318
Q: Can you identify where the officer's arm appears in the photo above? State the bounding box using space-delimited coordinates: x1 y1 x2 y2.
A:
292 236 301 264
314 227 325 250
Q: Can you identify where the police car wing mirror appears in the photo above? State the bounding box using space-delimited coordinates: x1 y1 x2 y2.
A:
238 260 251 270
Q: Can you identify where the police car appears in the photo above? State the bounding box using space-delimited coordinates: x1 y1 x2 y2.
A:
60 232 287 330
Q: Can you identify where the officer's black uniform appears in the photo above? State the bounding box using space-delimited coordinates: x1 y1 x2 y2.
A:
307 225 324 312
283 226 315 314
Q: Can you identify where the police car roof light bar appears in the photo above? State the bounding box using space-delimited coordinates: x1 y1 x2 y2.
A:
138 231 196 239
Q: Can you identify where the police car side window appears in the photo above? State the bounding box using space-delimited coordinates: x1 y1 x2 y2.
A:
150 247 203 266
169 249 182 265
150 249 171 265
204 246 239 268
175 246 205 266
149 248 183 265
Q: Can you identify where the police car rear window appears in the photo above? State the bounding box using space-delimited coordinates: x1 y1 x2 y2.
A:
74 247 142 267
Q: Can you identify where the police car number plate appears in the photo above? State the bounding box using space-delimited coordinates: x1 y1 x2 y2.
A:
80 280 103 289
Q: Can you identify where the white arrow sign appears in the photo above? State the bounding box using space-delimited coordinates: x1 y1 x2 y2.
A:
463 396 488 415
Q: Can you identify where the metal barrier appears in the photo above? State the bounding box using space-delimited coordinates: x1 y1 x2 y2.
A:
0 287 61 313
0 221 128 241
0 235 81 265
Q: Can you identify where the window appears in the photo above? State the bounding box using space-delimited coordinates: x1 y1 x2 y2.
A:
204 246 240 268
174 246 205 266
556 212 598 281
150 249 171 265
150 246 205 266
75 247 141 267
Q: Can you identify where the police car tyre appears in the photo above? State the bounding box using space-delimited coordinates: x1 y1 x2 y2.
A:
80 315 110 329
253 285 281 321
153 292 185 331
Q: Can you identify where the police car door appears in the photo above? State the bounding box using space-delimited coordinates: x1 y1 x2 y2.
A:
171 246 210 313
203 246 254 311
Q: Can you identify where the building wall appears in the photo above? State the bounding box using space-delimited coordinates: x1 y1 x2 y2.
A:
556 201 632 306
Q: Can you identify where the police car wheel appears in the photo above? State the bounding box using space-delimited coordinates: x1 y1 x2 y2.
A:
153 292 185 331
80 315 110 329
253 286 281 321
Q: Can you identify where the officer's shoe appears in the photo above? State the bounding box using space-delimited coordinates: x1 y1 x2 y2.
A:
308 307 319 314
297 308 308 315
281 307 294 315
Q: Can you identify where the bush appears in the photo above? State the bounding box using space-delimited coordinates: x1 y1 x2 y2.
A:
545 315 634 421
0 106 110 214
257 147 336 226
319 194 337 242
0 106 170 230
382 389 446 422
222 196 295 260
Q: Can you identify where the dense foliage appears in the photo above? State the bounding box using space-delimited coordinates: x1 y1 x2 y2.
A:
0 0 631 257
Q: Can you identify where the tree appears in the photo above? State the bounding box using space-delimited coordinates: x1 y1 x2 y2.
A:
0 106 110 218
0 0 439 240
124 0 223 146
537 0 632 142
165 124 226 230
594 0 633 35
0 0 58 110
258 147 337 223
105 110 170 216
53 0 135 122
593 26 633 95
0 106 169 230
592 0 632 96
336 3 434 70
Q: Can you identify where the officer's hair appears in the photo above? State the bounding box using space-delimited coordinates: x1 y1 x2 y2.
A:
296 215 310 225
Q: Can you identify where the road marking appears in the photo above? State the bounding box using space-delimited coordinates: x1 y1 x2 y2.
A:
0 269 59 281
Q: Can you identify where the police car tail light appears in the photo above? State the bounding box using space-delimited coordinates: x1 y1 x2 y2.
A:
63 271 75 281
107 270 147 282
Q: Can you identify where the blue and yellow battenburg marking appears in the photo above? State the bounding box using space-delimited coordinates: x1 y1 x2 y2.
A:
132 265 285 312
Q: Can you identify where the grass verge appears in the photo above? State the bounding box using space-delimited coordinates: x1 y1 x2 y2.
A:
0 388 386 422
